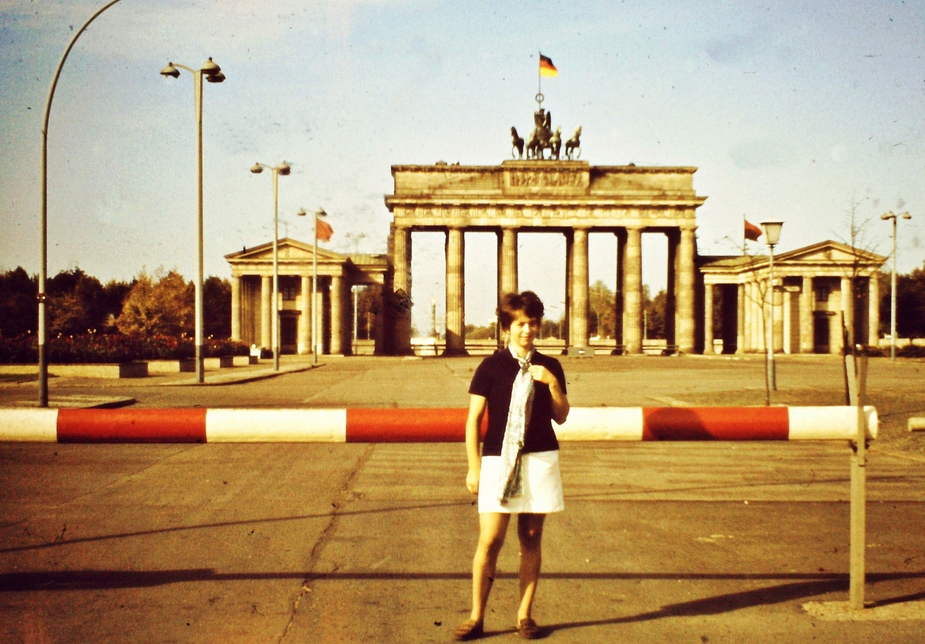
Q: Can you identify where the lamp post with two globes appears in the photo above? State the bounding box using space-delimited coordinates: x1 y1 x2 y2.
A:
160 58 226 383
250 163 292 371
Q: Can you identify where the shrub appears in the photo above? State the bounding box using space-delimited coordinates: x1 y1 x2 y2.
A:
0 333 248 364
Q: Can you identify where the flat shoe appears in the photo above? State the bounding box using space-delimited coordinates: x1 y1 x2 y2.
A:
454 619 484 641
517 617 541 639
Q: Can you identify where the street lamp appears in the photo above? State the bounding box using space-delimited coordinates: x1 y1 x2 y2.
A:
160 57 225 383
298 207 329 365
761 220 783 399
251 162 291 371
881 211 912 361
38 0 125 407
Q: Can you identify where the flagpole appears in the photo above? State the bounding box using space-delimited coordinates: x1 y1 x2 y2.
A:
537 51 542 107
743 215 747 255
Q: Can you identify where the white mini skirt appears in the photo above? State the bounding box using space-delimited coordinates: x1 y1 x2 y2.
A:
478 450 564 514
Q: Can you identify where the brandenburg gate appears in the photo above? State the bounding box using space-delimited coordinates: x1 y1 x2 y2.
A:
384 160 707 355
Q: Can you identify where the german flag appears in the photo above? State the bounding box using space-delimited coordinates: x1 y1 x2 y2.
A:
744 219 762 242
539 54 558 77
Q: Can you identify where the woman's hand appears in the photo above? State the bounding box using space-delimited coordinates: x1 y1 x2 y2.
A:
528 365 559 388
466 467 480 495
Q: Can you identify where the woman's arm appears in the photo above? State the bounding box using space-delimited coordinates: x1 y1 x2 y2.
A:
465 394 487 494
528 365 570 425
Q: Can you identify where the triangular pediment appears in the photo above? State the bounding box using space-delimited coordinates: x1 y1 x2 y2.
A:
775 240 886 266
225 237 346 263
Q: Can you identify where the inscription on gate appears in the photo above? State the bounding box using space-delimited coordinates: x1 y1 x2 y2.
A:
503 167 589 194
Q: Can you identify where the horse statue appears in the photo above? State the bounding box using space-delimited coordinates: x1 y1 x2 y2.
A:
511 126 524 159
549 127 562 160
565 126 582 160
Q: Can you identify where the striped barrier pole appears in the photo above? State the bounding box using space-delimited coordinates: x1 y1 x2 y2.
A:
0 406 877 443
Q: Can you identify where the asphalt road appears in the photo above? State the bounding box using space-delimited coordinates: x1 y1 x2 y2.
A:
1 354 924 642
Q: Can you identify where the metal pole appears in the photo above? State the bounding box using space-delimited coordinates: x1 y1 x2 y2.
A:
890 216 897 362
312 213 319 365
194 69 205 383
39 0 125 407
272 171 280 371
768 244 777 391
849 348 868 609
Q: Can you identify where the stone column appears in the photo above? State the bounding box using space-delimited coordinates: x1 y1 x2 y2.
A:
260 275 271 350
704 283 714 355
316 282 326 355
665 231 678 350
800 276 814 353
736 283 746 354
868 275 880 347
445 227 467 355
569 228 590 350
298 276 311 354
782 289 792 354
391 225 412 354
231 276 241 341
563 231 573 347
498 227 518 296
677 227 696 353
614 230 626 353
331 275 344 355
623 227 643 354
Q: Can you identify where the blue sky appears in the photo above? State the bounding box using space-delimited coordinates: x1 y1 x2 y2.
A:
2 0 924 329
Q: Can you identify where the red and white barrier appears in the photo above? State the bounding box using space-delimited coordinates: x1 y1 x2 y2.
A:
0 406 877 443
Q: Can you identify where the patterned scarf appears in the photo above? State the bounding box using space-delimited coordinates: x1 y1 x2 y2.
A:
498 347 535 504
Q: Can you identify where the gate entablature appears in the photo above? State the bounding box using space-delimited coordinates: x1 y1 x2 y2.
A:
384 161 707 356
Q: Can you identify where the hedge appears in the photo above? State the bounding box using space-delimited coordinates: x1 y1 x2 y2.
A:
0 334 248 364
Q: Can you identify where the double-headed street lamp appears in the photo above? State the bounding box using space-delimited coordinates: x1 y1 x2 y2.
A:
881 211 912 361
160 57 226 383
761 220 784 400
251 162 291 370
297 207 329 365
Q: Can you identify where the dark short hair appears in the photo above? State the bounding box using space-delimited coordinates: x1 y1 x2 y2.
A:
498 291 544 331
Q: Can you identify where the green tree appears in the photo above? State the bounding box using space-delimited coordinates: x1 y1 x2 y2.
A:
644 286 667 340
589 280 616 338
0 267 37 337
203 276 231 339
116 270 193 336
895 264 925 338
47 268 107 335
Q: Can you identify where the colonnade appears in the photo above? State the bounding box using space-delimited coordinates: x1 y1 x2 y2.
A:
389 223 698 355
702 245 883 355
226 239 390 356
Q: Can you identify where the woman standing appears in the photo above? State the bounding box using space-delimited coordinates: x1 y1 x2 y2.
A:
455 291 570 641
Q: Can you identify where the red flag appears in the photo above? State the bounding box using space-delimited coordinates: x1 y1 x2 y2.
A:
744 219 762 242
316 218 333 243
539 54 558 77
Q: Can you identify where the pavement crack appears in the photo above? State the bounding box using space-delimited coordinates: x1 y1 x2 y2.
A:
277 444 374 643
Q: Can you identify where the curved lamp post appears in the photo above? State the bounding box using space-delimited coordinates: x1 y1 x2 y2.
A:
38 0 125 407
761 220 783 400
160 58 225 383
881 211 912 361
251 162 291 370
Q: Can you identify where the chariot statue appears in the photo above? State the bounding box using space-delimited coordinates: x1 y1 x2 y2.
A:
511 101 580 161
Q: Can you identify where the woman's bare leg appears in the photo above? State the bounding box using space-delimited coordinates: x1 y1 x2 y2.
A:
516 513 546 622
470 512 510 622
